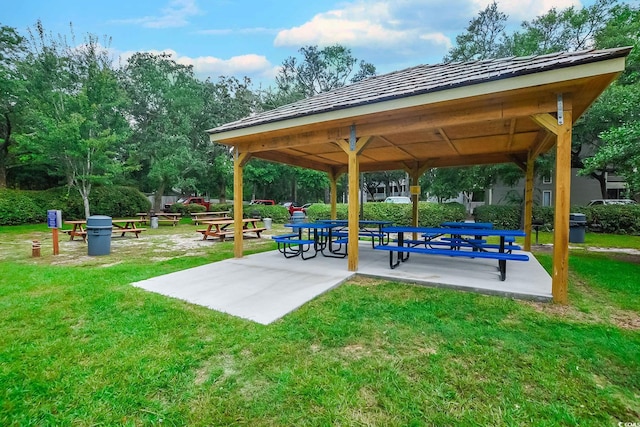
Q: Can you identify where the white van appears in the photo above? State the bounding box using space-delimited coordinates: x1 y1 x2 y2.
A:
587 199 636 206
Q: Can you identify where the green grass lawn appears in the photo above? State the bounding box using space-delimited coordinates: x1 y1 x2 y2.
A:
0 224 639 425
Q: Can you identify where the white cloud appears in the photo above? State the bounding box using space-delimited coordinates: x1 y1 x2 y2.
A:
471 0 583 22
272 0 590 71
119 49 276 80
112 0 201 29
274 2 450 52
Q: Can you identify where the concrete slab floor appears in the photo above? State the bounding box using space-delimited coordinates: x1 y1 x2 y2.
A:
132 242 551 325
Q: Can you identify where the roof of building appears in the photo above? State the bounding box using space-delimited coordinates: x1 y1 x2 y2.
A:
208 47 631 136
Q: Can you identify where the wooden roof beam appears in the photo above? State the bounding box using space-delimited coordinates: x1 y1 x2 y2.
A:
224 93 562 153
437 128 460 154
251 150 335 173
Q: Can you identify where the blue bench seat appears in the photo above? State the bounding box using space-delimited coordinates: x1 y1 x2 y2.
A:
272 235 317 259
373 244 528 281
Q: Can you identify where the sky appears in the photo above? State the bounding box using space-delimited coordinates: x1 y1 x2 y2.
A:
6 0 605 88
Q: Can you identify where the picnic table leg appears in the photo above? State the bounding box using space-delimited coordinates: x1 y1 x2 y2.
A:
498 237 506 280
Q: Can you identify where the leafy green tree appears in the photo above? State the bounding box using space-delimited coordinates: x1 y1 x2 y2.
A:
363 171 406 200
121 52 210 210
580 3 640 198
444 2 508 62
0 24 26 188
421 167 495 204
16 21 130 217
270 44 376 103
505 0 615 56
201 76 258 202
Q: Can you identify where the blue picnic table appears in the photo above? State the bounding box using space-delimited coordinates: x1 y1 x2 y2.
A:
376 226 528 281
272 222 347 259
315 219 392 246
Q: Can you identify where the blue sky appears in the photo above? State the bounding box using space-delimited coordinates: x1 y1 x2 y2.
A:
7 0 608 88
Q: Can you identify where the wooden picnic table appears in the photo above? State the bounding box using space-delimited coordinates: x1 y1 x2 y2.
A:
63 219 147 241
63 220 88 242
112 219 146 238
197 218 265 241
137 212 182 226
190 211 231 225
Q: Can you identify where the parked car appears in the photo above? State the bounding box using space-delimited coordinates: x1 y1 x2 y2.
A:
587 199 637 206
250 199 275 205
384 196 412 204
164 196 211 211
282 201 306 215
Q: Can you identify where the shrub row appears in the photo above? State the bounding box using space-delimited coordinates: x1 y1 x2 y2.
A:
0 187 151 226
473 204 640 234
305 202 466 226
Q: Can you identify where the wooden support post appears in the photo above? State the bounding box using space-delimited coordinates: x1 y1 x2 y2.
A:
337 128 371 272
329 171 338 220
532 95 573 304
524 152 535 251
347 150 360 271
552 111 572 304
233 149 251 258
52 228 59 255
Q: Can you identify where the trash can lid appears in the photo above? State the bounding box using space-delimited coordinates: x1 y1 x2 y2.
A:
87 215 112 226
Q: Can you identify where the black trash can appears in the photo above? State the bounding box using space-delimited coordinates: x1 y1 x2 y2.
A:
569 213 586 243
87 215 112 256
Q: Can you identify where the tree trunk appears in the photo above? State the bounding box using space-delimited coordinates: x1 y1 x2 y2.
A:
219 182 226 204
0 112 12 188
154 181 166 212
591 171 607 199
78 182 92 219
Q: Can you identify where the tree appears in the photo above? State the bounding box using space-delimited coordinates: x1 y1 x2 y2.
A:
16 21 130 217
200 76 258 202
0 24 26 188
574 2 640 197
579 3 640 198
121 52 208 210
363 171 406 200
421 167 496 205
444 2 508 62
272 44 376 101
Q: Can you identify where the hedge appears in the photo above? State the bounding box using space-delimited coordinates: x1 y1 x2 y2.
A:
473 204 640 234
0 187 151 226
305 202 466 226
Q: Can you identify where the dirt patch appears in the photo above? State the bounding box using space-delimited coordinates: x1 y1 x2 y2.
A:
610 311 640 330
2 227 272 267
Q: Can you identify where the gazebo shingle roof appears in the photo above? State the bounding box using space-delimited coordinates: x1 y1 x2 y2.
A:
207 47 631 135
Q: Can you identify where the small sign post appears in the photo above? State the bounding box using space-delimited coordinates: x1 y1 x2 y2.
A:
47 210 62 255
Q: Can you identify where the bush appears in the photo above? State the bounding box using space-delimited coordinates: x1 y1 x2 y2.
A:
532 206 554 231
0 189 44 225
473 205 521 229
167 203 206 215
587 205 640 234
0 186 151 225
475 204 640 234
306 202 466 226
244 204 289 223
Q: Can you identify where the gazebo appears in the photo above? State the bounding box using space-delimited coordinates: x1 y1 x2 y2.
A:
207 47 631 304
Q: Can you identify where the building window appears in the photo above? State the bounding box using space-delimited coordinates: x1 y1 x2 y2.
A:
542 190 552 207
543 175 552 184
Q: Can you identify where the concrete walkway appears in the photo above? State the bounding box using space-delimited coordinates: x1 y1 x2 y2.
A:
132 242 551 325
